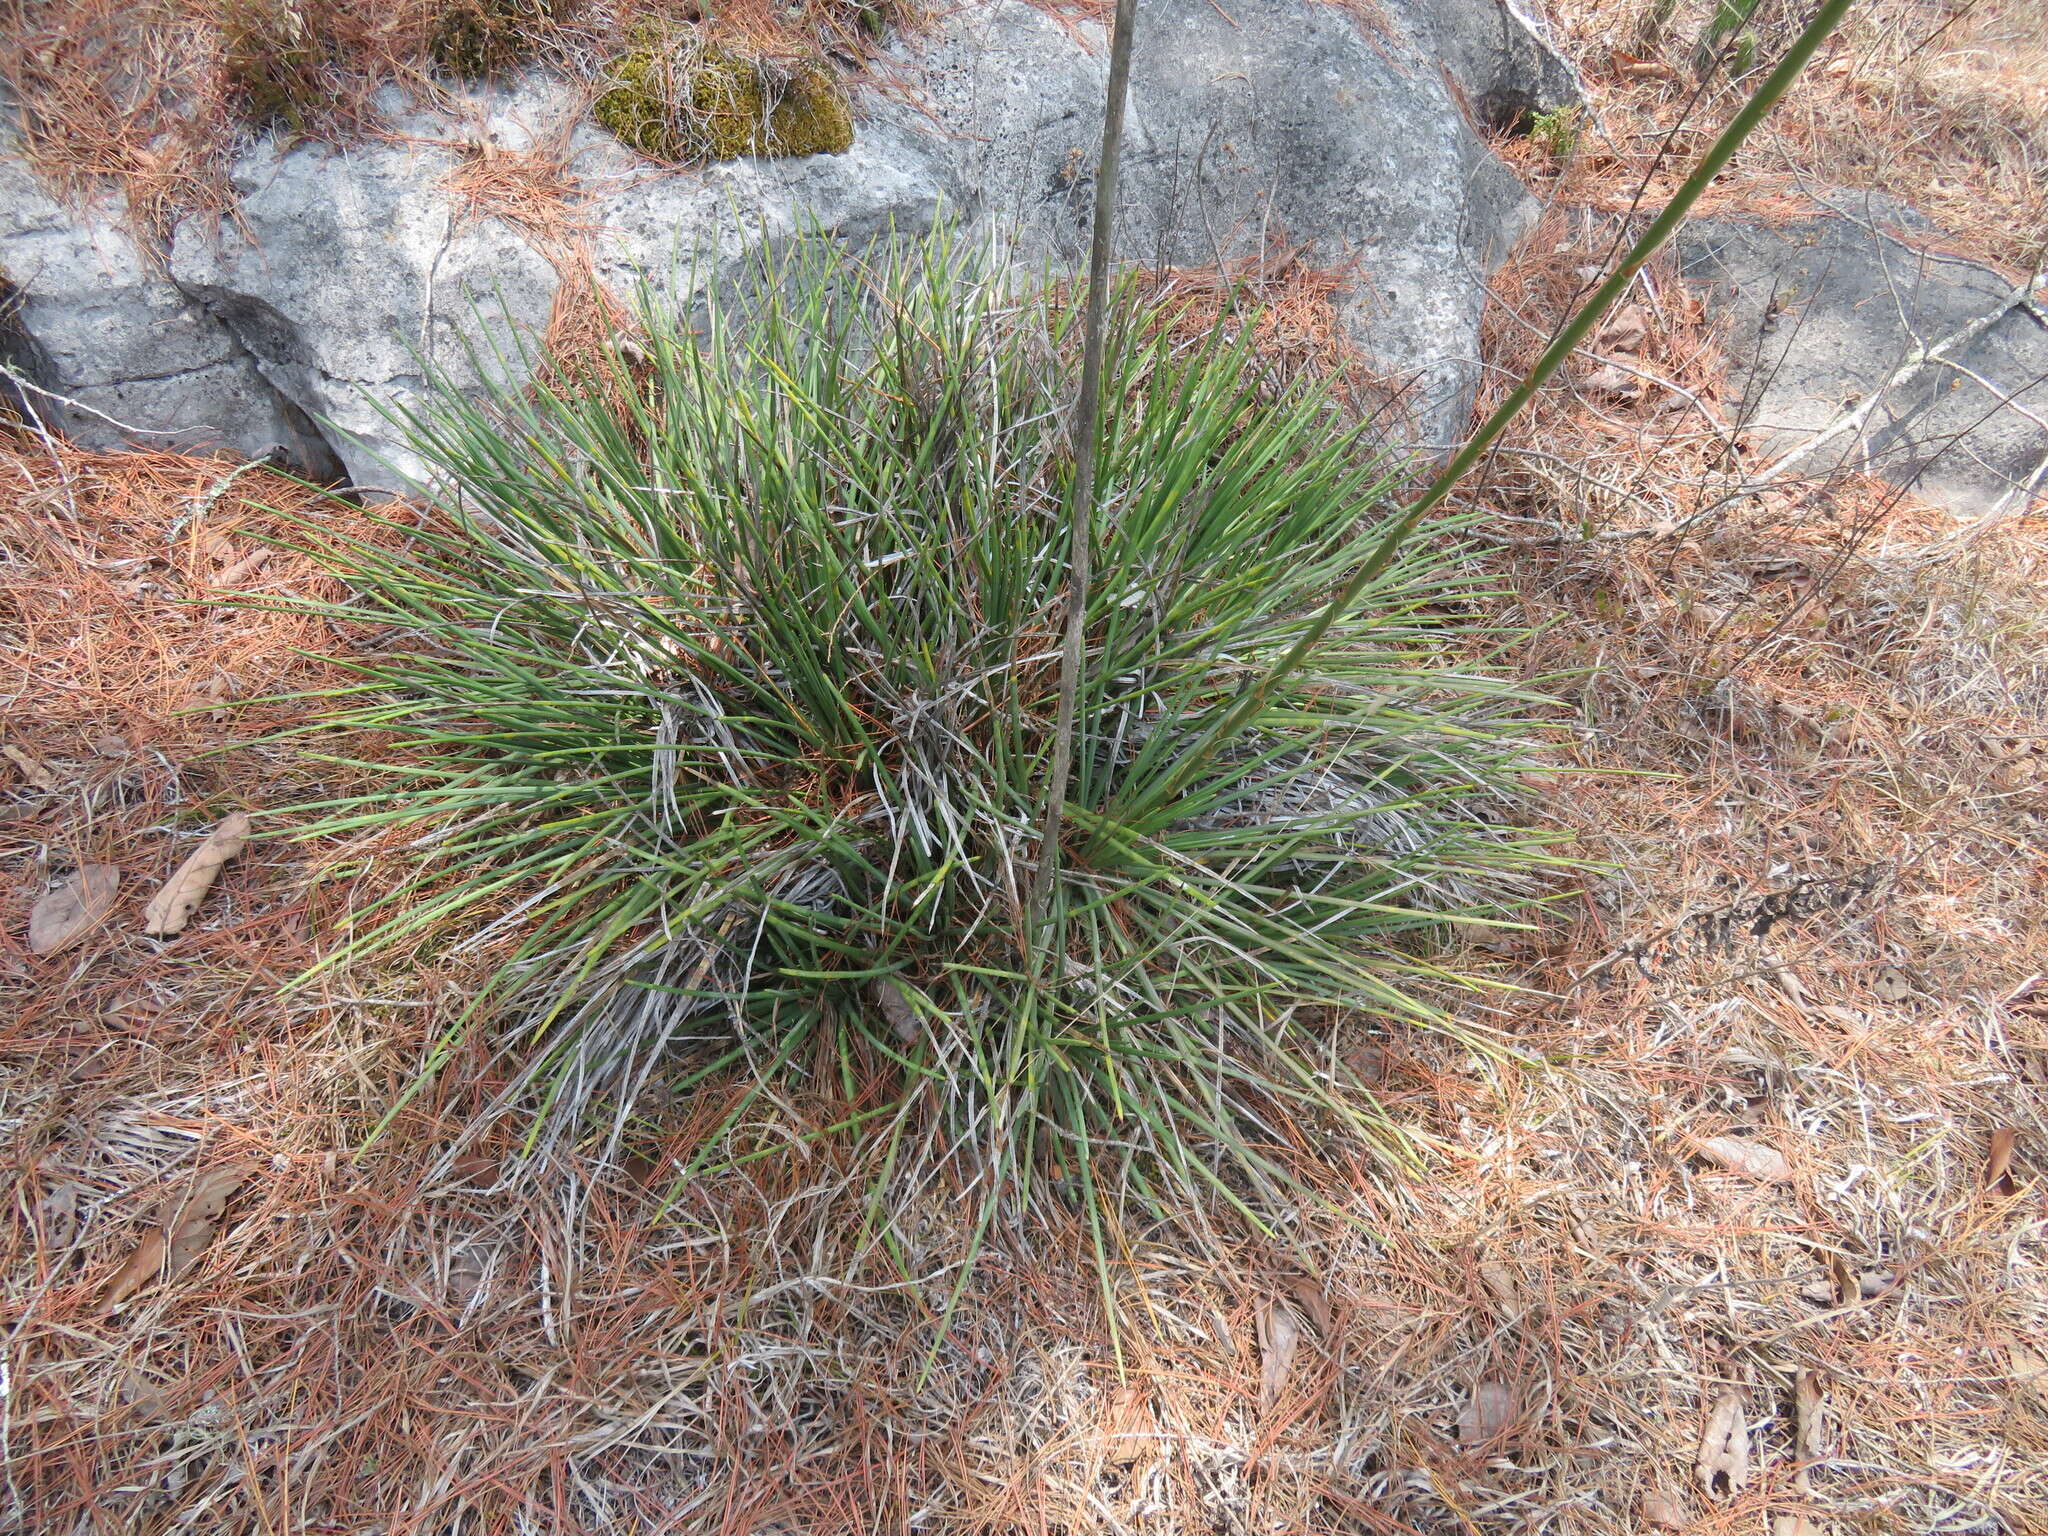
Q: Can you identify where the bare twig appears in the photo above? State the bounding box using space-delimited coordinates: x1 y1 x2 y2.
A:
1744 266 2047 490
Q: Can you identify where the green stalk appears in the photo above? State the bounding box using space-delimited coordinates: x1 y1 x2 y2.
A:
1026 0 1141 931
1127 0 1855 822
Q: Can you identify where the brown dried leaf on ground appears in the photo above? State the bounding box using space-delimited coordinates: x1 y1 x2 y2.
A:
100 1164 248 1313
870 978 920 1042
1773 1370 1829 1534
1255 1294 1302 1411
1282 1275 1332 1332
1698 1391 1752 1497
2 743 58 789
1458 1377 1518 1448
27 863 120 954
37 1183 79 1249
2010 1342 2048 1403
1593 305 1650 355
142 811 252 937
1984 1127 2018 1194
1694 1134 1794 1183
1642 1489 1688 1527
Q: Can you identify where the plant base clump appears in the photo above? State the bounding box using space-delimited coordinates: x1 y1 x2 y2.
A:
218 0 334 132
594 40 853 163
285 236 1551 1275
430 0 569 79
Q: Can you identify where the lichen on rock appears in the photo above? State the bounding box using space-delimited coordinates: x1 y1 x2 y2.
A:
593 41 855 164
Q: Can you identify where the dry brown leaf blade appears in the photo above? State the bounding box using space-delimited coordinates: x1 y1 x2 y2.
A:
1255 1296 1301 1411
2009 1341 2048 1403
1594 305 1651 354
38 1183 80 1249
28 863 121 955
1697 1391 1751 1497
1984 1127 2017 1194
143 812 252 937
2 743 58 789
1695 1135 1794 1183
100 1229 168 1312
1641 1491 1687 1528
1458 1377 1518 1448
101 1164 248 1312
1284 1275 1332 1333
869 978 921 1042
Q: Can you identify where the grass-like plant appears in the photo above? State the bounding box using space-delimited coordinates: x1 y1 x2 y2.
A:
282 235 1553 1289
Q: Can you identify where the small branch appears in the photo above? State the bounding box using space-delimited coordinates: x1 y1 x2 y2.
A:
1744 267 2046 491
0 361 210 438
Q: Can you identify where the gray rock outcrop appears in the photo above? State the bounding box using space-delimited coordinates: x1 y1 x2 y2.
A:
1679 192 2048 516
1 0 1576 491
0 156 341 475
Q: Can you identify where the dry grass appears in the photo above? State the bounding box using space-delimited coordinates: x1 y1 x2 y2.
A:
5 1 2048 1529
1538 0 2048 271
5 325 2047 1532
0 0 912 248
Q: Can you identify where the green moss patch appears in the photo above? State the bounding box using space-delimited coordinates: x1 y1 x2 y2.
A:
594 43 854 164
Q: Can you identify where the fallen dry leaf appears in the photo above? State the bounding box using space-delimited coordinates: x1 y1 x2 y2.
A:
2009 1341 2048 1403
1697 1391 1751 1497
1695 1135 1793 1183
1642 1490 1687 1528
1458 1377 1518 1448
1793 1369 1825 1459
101 1164 248 1313
1099 1383 1153 1466
1284 1275 1332 1333
1985 1128 2017 1195
1582 361 1645 402
1255 1295 1302 1411
869 978 921 1042
28 863 121 955
1609 49 1679 82
212 547 272 589
37 1182 80 1249
2 743 57 789
143 812 252 937
1594 305 1650 355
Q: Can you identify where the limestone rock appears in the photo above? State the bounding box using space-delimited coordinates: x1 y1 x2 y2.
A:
1679 192 2048 516
7 0 1581 489
168 138 561 490
0 157 336 473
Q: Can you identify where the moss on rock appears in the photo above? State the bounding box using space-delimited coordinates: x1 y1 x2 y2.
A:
594 42 854 164
219 0 331 133
430 0 567 80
